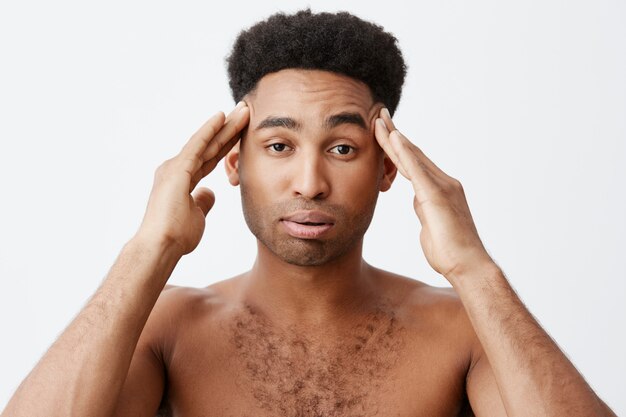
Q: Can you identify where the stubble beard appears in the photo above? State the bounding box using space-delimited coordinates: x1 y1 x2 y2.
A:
239 186 379 267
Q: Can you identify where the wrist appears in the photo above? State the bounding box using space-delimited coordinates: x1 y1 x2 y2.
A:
114 234 184 294
445 256 503 289
127 233 185 264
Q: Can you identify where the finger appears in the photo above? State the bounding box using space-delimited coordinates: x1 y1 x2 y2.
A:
376 117 441 201
201 102 249 162
375 117 435 186
180 111 226 162
189 133 241 191
191 187 215 217
188 112 247 191
374 118 410 179
386 127 442 202
177 102 248 180
379 108 453 182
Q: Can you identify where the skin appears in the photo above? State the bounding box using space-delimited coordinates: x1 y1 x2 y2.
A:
2 69 616 417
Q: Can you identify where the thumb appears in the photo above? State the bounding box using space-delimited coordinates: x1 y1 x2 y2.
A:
191 187 216 217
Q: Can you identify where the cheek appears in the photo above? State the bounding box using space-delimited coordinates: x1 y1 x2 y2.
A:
332 164 382 204
239 154 285 203
349 147 384 180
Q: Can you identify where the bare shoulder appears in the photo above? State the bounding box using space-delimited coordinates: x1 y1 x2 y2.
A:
371 266 465 317
371 266 479 356
147 284 213 326
369 267 480 413
139 280 236 359
149 279 238 324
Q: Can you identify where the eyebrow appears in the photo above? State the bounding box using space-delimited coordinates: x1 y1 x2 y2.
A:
254 112 367 132
255 116 301 131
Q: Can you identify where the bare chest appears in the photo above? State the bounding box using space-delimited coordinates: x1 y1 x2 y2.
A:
160 304 471 417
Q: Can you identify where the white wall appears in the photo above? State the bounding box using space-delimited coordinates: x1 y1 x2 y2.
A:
1 0 624 413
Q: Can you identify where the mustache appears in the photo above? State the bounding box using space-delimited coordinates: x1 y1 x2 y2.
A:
273 199 346 218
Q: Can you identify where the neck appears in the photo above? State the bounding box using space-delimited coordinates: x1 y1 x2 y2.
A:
238 238 377 327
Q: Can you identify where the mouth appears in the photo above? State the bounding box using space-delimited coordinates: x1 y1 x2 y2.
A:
281 210 336 224
280 220 334 239
279 210 336 239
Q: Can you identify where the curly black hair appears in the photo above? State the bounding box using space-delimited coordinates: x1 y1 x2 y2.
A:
225 9 407 116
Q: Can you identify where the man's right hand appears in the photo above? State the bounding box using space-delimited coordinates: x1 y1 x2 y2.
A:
134 101 249 256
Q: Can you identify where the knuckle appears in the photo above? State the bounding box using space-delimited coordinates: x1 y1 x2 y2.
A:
154 163 166 177
154 157 178 179
437 178 460 196
162 156 176 166
206 122 220 140
182 156 197 172
447 178 464 193
390 129 402 141
155 159 171 173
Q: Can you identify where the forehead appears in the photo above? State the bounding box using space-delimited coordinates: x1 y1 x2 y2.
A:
246 69 376 119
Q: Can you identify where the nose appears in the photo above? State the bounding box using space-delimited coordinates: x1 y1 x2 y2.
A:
290 150 330 200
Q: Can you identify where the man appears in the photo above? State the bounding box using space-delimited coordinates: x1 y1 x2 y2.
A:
2 9 616 417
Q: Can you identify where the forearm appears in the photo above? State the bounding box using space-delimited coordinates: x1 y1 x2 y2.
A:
449 262 616 417
2 236 181 417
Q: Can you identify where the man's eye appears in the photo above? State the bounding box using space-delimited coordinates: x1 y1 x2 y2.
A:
268 143 290 152
329 144 355 155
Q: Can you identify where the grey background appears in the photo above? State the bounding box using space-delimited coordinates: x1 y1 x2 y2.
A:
1 0 624 413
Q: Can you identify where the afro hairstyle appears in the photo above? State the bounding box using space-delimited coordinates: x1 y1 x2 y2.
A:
225 8 407 116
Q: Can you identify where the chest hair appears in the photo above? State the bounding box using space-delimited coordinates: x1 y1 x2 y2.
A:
228 302 407 417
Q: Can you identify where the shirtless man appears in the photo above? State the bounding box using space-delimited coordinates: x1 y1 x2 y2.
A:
2 9 616 417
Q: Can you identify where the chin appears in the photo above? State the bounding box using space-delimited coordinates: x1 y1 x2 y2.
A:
267 236 356 267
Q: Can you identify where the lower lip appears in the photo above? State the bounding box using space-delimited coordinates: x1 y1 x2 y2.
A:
280 220 334 239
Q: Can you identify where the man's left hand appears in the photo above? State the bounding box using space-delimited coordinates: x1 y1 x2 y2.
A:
374 108 494 281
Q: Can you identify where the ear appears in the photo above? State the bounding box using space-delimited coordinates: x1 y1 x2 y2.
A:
224 141 241 186
379 153 398 192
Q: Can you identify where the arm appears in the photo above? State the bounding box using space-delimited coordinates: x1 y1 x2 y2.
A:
2 237 179 417
453 262 618 417
111 285 180 417
1 102 250 417
374 107 616 417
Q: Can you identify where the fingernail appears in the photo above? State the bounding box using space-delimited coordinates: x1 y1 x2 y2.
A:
234 101 246 112
382 108 391 119
377 118 388 131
